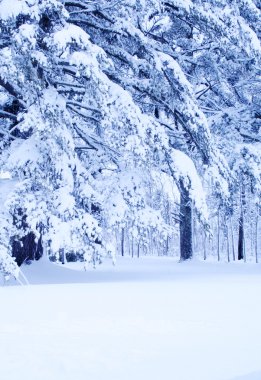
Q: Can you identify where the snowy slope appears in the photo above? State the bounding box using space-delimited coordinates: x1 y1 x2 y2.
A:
1 256 261 380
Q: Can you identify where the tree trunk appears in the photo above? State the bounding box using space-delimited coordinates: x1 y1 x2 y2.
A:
238 185 246 261
255 212 259 264
121 227 124 257
230 217 236 261
238 212 244 260
131 237 134 258
179 179 193 261
203 232 207 261
60 248 66 265
217 209 220 261
226 225 230 263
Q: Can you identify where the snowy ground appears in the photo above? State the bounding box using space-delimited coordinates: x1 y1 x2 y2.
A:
1 256 261 380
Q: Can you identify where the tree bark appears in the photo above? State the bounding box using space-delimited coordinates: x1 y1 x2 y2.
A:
230 217 236 261
238 212 244 260
217 209 220 261
238 185 246 261
179 179 193 261
255 212 259 264
121 227 124 257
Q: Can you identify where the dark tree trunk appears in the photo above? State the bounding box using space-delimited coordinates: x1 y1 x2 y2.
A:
121 228 124 257
238 185 246 261
179 179 193 261
238 212 244 260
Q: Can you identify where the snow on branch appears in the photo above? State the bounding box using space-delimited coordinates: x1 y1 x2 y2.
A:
66 100 101 114
65 0 123 14
167 149 208 222
0 110 17 120
73 124 121 160
45 23 90 51
67 104 100 123
64 1 97 11
0 77 26 109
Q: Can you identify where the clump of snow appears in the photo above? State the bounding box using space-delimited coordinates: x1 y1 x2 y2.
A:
6 136 41 172
0 0 30 20
237 16 261 55
171 149 209 221
0 171 11 179
15 24 37 50
47 23 90 51
31 51 48 67
141 14 172 34
153 51 193 94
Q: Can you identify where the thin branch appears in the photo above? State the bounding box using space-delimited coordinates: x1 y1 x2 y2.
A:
67 104 100 123
69 5 97 14
73 124 98 151
100 0 124 11
57 88 85 95
69 18 125 35
0 126 18 140
0 110 17 120
55 81 85 89
93 10 114 23
240 132 261 143
58 64 78 77
66 100 101 114
73 124 121 160
75 146 96 150
64 1 92 10
196 86 211 100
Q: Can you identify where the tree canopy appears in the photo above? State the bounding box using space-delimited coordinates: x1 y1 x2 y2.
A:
0 0 260 278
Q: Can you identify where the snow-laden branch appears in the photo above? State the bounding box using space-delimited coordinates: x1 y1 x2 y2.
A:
75 145 96 151
65 0 123 14
240 132 261 143
64 1 94 10
0 77 27 109
67 104 100 123
73 124 121 161
0 110 17 120
55 81 86 89
66 100 101 114
69 18 125 35
58 63 79 77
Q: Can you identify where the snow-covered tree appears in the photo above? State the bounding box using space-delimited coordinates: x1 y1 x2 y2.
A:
66 0 234 259
0 0 259 276
0 0 177 273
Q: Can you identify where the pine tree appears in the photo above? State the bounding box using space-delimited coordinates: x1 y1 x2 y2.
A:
0 0 259 276
0 0 175 273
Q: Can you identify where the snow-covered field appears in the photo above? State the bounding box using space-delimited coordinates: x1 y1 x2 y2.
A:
1 256 261 380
